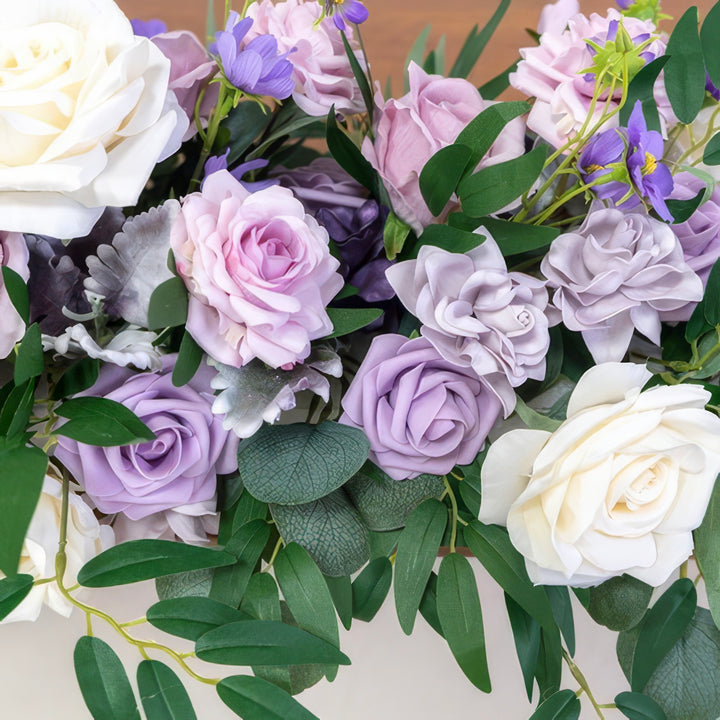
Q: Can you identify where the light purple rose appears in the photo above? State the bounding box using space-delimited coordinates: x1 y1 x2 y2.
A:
54 356 238 521
339 335 502 480
0 231 29 359
245 0 366 117
362 63 526 235
386 233 550 416
171 170 343 369
537 0 580 35
541 207 703 362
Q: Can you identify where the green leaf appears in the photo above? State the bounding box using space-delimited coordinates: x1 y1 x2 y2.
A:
704 131 720 166
0 379 35 437
505 594 541 701
147 597 249 642
403 25 432 92
458 144 547 217
195 620 351 666
216 675 319 720
449 0 511 78
147 276 188 330
383 211 412 261
418 571 444 636
73 636 141 720
1 266 29 325
232 491 269 535
55 397 155 447
614 692 667 720
694 476 720 629
702 0 720 88
464 521 556 632
222 101 271 164
529 689 581 720
419 144 473 216
619 57 669 131
324 307 383 338
703 260 720 327
368 528 401 560
345 463 445 531
436 553 491 692
270 490 370 577
630 578 697 692
0 574 33 621
137 660 197 720
210 519 271 608
457 454 484 517
665 7 705 124
155 569 213 601
78 540 236 587
471 216 560 256
666 188 706 223
326 108 377 193
535 625 563 702
479 61 519 100
352 557 392 622
0 445 47 576
545 586 575 657
238 421 369 505
587 575 653 631
513 395 563 433
325 575 353 631
172 331 203 387
14 323 43 386
409 224 486 258
340 31 373 124
241 572 281 621
394 498 448 635
51 357 100 400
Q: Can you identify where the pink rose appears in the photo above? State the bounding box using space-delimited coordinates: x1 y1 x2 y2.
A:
0 232 29 359
362 63 525 235
537 0 579 35
171 170 343 369
245 0 365 117
151 31 219 142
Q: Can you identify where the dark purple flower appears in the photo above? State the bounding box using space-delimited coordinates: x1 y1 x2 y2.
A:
130 18 168 38
203 149 277 193
324 0 369 31
707 72 720 102
215 13 295 99
617 0 633 9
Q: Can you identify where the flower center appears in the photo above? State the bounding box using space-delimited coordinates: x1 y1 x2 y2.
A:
642 152 657 175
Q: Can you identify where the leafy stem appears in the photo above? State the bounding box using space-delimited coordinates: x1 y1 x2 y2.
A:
562 648 606 719
443 476 459 554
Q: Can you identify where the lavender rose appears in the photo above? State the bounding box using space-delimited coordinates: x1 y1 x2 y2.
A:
541 207 703 362
0 232 29 359
171 170 343 369
54 355 238 521
386 233 551 415
339 334 502 480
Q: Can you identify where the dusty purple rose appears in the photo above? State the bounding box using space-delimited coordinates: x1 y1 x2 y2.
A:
386 233 550 415
0 231 29 359
54 356 238 521
339 335 502 480
541 207 703 362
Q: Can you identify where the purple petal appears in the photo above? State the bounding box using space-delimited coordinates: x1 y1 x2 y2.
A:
344 2 369 24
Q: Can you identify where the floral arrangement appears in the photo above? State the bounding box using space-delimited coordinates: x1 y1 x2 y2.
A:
3 0 720 717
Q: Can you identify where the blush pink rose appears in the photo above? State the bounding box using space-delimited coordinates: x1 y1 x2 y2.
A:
0 232 29 359
362 63 526 235
171 170 343 369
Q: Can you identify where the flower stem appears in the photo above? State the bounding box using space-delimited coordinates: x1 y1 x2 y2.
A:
562 649 606 719
263 536 284 572
443 476 458 554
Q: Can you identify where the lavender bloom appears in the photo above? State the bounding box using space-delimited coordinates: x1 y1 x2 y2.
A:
324 0 369 31
578 126 633 207
617 0 633 8
707 72 720 102
130 18 168 38
215 14 294 99
203 149 277 192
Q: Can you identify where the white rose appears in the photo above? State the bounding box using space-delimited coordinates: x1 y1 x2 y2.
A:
0 0 188 238
479 363 720 587
1 476 114 623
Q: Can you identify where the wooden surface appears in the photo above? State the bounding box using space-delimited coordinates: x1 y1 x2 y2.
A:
117 0 713 92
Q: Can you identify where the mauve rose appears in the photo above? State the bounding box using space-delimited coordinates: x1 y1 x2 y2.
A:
171 170 343 369
54 355 238 521
0 231 29 359
541 207 703 363
386 233 550 415
362 63 526 235
537 0 579 34
339 334 502 480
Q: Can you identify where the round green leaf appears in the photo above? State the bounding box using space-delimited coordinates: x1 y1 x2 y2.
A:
137 660 197 720
147 597 250 641
614 692 667 720
587 575 653 631
238 421 369 505
217 675 319 720
0 574 34 621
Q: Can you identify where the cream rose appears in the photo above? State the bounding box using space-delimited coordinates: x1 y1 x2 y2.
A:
479 363 720 587
0 0 187 238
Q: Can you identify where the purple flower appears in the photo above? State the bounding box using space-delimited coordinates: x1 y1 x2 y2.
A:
54 356 239 521
215 13 294 99
130 18 168 38
324 0 369 31
707 72 720 102
617 0 633 8
203 149 277 193
339 335 502 480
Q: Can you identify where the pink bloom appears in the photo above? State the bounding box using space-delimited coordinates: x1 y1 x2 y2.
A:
171 170 343 369
362 63 526 235
0 232 29 359
537 0 580 35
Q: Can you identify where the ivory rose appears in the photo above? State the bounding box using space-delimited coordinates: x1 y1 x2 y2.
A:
0 0 187 237
479 363 720 587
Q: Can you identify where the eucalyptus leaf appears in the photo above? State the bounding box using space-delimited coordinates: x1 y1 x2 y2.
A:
505 594 541 701
368 528 401 560
0 574 34 621
352 557 392 622
325 575 353 631
693 476 720 629
535 626 563 702
0 379 35 438
457 453 485 517
703 258 720 327
155 569 213 601
147 597 250 641
545 586 575 657
586 575 653 632
137 660 197 720
241 572 281 621
418 571 444 637
529 689 581 720
216 675 319 720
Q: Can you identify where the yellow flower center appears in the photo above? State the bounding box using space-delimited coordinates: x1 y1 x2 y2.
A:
642 152 657 175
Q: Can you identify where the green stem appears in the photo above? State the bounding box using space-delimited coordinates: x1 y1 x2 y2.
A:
263 536 284 572
443 476 459 554
189 83 232 190
562 649 606 719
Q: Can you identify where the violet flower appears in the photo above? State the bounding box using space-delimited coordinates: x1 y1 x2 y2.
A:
203 149 278 193
130 18 168 38
214 13 295 99
323 0 369 31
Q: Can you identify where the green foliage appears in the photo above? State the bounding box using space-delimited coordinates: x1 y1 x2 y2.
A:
536 626 563 702
146 276 188 330
324 307 383 338
77 540 235 587
352 557 392 622
137 660 197 720
221 101 270 164
614 692 667 720
325 574 353 630
419 144 473 216
437 553 491 692
241 572 281 621
238 421 369 505
270 490 370 577
664 8 705 124
409 225 486 258
51 357 99 400
383 211 412 260
418 571 444 637
0 574 33 621
472 216 560 256
73 636 141 720
403 25 431 92
1 266 29 325
702 1 720 87
694 476 720 629
216 675 320 720
545 586 575 657
586 575 653 631
457 455 484 517
528 690 581 720
0 379 35 438
14 323 43 386
147 597 249 642
326 108 377 193
666 188 705 224
394 498 448 634
505 595 541 701
479 61 519 99
619 57 668 131
172 331 203 388
340 31 373 123
155 569 213 601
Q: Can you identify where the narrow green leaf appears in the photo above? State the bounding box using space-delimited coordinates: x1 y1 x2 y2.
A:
694 476 720 629
0 574 34 621
545 586 575 657
701 0 720 88
703 259 720 327
324 307 383 338
0 378 34 437
51 357 100 400
172 331 203 387
147 597 249 641
535 625 563 702
419 144 473 216
137 660 197 720
383 211 412 260
74 636 141 720
619 57 669 131
630 578 697 692
394 498 448 634
514 395 563 433
14 323 43 386
436 553 491 692
217 675 319 720
223 101 272 164
195 620 351 666
505 594 541 701
78 540 236 587
326 108 377 193
404 25 432 92
471 216 560 256
704 131 720 166
325 575 353 631
529 689 581 720
0 445 47 576
232 491 268 535
614 691 667 720
457 454 484 517
418 571 444 637
665 8 705 124
155 569 213 601
449 0 510 78
409 224 486 258
147 276 188 330
241 572 281 621
340 31 373 124
587 575 653 632
1 266 29 325
479 61 519 100
352 557 392 622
